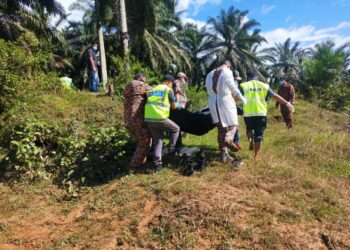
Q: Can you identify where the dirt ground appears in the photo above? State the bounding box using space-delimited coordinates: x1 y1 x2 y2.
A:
1 165 349 249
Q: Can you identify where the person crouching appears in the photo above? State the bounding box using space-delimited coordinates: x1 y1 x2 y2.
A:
145 74 180 172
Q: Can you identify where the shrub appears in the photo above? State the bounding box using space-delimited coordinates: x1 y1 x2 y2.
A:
318 84 350 114
0 35 60 112
1 120 132 192
109 56 161 99
2 121 60 180
58 126 132 187
186 85 208 110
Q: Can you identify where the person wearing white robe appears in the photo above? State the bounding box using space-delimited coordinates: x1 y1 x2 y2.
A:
205 60 246 162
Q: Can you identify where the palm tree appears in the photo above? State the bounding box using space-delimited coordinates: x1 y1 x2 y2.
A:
95 0 108 86
69 0 114 87
13 4 71 71
304 39 349 88
0 0 64 40
200 6 266 80
119 0 128 56
177 23 207 85
262 38 312 83
124 0 191 72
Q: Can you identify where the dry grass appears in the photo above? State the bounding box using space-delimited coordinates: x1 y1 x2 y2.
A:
0 99 349 249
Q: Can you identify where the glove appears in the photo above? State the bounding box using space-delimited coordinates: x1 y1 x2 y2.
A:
241 96 247 106
236 93 247 106
175 102 181 110
286 102 294 113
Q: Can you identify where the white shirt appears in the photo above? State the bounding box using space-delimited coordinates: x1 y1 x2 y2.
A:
205 67 241 128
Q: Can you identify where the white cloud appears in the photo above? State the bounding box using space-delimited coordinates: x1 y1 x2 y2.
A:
176 0 222 16
261 5 276 15
54 0 85 28
242 15 249 24
182 17 207 29
177 0 191 12
261 21 350 48
333 0 350 7
285 15 292 22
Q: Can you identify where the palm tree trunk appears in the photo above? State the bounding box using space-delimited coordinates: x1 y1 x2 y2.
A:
119 0 129 57
98 22 108 87
95 0 108 88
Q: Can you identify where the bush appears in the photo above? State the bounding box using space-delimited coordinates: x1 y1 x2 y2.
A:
318 84 350 114
0 35 61 112
2 121 60 180
186 85 208 110
109 56 161 99
1 120 132 193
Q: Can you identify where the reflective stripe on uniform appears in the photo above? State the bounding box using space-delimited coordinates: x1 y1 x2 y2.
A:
146 101 170 108
245 98 266 103
241 80 269 117
145 84 171 121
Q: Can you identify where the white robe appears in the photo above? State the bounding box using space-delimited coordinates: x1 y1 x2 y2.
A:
205 68 241 128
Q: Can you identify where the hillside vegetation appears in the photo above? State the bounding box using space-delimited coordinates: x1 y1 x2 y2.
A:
0 92 349 249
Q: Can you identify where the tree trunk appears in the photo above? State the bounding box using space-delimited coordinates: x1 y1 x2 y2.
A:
119 0 129 57
95 0 108 88
98 23 108 87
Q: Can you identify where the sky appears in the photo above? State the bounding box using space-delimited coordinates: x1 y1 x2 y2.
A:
57 0 350 48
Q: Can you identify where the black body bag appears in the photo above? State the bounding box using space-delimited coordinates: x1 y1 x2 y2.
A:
169 108 215 136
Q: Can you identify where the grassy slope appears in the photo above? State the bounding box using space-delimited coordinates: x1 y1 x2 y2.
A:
0 93 349 249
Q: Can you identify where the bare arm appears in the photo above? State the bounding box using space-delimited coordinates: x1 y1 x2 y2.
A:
169 89 178 110
275 87 281 107
89 56 96 71
273 93 289 105
290 86 295 105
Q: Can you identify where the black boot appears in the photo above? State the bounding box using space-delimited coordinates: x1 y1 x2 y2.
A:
180 154 194 176
154 163 163 172
195 150 206 171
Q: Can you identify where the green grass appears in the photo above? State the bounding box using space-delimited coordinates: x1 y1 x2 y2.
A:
0 95 349 249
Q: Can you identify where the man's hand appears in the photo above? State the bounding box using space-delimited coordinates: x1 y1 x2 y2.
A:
286 102 294 113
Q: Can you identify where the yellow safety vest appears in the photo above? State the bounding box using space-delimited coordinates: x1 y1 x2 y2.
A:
241 80 269 117
144 84 171 122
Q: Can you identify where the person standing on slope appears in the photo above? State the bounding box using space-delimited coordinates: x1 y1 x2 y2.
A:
205 60 247 163
240 72 294 160
276 76 296 128
173 72 189 151
123 73 152 169
87 42 100 93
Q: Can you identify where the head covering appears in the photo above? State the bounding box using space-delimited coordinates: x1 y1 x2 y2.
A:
248 71 259 80
279 76 286 81
233 70 242 80
134 72 145 80
177 72 188 80
220 59 232 67
164 74 175 83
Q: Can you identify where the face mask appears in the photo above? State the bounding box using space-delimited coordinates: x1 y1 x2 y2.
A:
93 46 98 51
279 80 285 86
